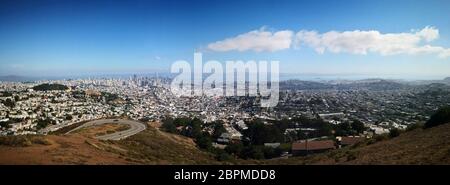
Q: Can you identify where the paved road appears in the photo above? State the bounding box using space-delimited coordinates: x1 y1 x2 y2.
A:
66 119 147 140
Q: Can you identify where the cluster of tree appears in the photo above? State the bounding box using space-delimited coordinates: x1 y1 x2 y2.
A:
36 118 56 129
243 120 284 145
32 83 68 91
0 91 13 97
1 98 15 108
334 119 366 136
161 117 222 151
101 92 120 102
71 91 86 99
425 106 450 128
0 120 12 129
161 116 367 161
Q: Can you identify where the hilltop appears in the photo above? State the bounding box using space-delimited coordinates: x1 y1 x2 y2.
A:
32 83 69 91
0 123 219 165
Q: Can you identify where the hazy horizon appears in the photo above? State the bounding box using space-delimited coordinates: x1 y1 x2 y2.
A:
1 72 448 82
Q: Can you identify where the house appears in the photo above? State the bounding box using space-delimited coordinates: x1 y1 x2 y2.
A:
235 120 248 130
217 133 231 144
369 125 390 134
337 136 365 147
291 140 336 156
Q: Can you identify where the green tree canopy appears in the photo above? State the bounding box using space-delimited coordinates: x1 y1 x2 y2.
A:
32 83 68 91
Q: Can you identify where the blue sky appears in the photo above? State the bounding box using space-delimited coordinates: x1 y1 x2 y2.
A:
0 0 450 79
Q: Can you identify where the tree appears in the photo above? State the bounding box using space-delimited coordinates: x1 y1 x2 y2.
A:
335 121 352 136
162 118 177 133
241 146 265 160
212 121 226 139
216 151 233 161
0 121 11 128
195 133 212 150
65 115 73 121
0 91 12 97
351 119 366 133
244 121 284 145
225 142 244 155
2 98 15 108
425 106 450 128
389 128 401 138
36 119 51 129
173 117 190 127
263 146 281 159
190 118 203 138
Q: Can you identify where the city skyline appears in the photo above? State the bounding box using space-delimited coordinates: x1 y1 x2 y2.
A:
1 0 450 78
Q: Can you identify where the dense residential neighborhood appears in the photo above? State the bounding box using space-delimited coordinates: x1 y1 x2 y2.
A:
1 76 449 159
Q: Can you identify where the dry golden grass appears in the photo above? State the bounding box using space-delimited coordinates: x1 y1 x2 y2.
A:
72 123 131 137
0 124 218 165
1 122 449 165
113 126 220 164
266 123 450 165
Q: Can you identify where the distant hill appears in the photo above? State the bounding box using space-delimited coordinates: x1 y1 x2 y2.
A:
32 83 69 91
0 75 33 82
281 79 407 91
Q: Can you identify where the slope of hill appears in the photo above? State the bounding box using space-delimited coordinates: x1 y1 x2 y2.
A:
1 122 449 165
0 124 219 165
267 123 450 165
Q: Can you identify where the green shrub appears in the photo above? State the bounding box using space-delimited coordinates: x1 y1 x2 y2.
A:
161 118 177 133
389 128 401 138
425 106 450 128
216 152 233 161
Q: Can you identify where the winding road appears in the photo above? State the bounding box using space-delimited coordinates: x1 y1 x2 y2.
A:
66 119 147 140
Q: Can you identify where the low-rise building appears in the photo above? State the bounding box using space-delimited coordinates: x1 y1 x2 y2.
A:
291 140 336 156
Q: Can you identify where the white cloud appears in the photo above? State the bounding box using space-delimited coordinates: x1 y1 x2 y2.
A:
295 26 450 58
416 26 439 42
207 28 293 52
207 26 450 58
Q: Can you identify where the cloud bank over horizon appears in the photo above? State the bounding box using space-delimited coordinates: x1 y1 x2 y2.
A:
207 26 450 58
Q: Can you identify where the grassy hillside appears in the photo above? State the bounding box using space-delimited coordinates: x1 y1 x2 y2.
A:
265 122 450 165
111 126 220 164
0 125 219 165
1 122 449 165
